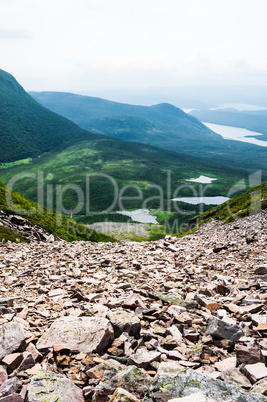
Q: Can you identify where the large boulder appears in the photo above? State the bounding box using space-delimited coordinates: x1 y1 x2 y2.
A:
106 309 141 338
27 369 84 401
148 368 266 401
93 365 152 401
0 323 27 360
37 316 114 354
206 317 243 342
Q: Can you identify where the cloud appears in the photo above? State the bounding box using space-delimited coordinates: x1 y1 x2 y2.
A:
0 29 31 39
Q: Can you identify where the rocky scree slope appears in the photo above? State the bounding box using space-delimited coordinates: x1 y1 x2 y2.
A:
0 211 266 401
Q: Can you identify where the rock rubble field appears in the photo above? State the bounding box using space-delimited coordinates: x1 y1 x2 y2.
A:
0 211 267 401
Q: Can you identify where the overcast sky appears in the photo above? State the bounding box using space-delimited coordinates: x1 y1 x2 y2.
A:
1 0 267 92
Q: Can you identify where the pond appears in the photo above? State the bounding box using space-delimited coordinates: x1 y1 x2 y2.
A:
117 209 158 224
172 196 229 205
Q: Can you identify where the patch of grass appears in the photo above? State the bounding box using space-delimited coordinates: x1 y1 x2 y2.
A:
0 226 27 243
150 209 175 224
0 158 32 170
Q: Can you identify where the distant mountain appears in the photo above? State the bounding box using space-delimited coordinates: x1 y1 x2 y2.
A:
30 91 267 175
29 90 214 131
190 109 267 140
0 70 98 163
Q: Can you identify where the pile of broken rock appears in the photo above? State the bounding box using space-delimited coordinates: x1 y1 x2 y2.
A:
0 212 267 401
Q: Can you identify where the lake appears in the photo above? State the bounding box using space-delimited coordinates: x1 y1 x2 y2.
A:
187 175 217 184
203 122 267 147
117 209 158 224
172 196 229 205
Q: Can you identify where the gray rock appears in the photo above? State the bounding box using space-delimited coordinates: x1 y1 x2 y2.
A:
149 291 182 305
93 365 152 401
0 394 24 402
128 350 161 369
27 369 84 401
148 368 267 401
107 310 141 338
0 377 23 397
206 316 244 342
37 316 114 353
0 323 27 360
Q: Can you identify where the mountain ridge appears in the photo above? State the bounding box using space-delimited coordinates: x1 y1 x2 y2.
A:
30 90 267 175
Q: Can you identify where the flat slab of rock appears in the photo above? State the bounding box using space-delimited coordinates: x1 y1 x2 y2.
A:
206 317 243 342
37 316 114 354
128 350 161 369
148 368 266 401
241 363 267 384
0 323 27 360
27 369 84 402
251 379 267 396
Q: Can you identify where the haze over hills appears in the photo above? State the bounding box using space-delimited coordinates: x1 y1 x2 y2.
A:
30 91 267 175
75 85 267 109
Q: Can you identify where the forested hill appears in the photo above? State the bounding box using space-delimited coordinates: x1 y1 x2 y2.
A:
0 69 98 163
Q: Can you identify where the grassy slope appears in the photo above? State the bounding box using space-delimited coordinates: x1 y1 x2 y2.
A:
30 91 267 175
191 180 267 227
0 181 115 243
0 70 99 163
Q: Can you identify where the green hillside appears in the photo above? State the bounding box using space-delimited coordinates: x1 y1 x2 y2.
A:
0 180 115 242
0 69 98 163
30 91 267 175
190 180 267 228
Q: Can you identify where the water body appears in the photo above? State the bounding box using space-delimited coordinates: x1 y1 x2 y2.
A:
117 209 158 224
187 175 217 184
203 122 267 147
172 196 229 205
